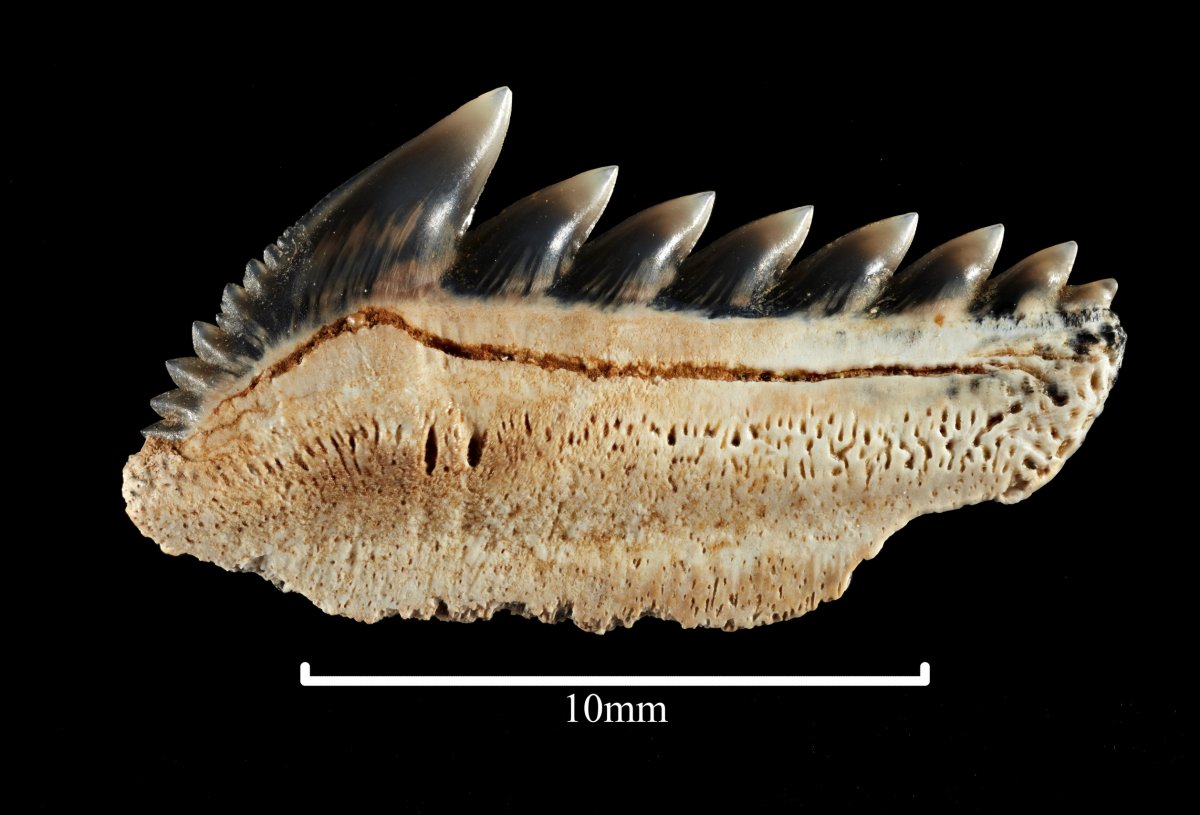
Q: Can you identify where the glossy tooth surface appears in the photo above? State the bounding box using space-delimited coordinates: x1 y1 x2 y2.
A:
552 192 714 306
1060 278 1118 310
190 321 254 375
149 389 203 426
876 225 1004 315
295 87 512 309
758 213 918 316
659 206 813 312
448 166 618 297
165 358 236 393
978 242 1076 316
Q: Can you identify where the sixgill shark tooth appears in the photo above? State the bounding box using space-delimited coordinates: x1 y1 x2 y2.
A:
122 88 1126 633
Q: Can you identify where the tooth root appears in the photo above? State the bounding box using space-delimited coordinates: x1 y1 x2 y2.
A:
1060 278 1118 310
977 241 1077 317
166 357 237 394
448 166 618 297
876 225 1004 315
758 213 918 316
552 192 715 307
192 321 255 375
658 206 814 312
150 389 203 425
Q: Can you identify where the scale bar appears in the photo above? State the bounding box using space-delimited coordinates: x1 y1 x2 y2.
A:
300 661 930 687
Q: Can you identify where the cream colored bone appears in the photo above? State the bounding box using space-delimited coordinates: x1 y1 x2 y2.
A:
124 297 1122 632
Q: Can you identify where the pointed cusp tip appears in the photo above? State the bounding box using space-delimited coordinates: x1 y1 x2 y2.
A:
659 192 715 232
1061 276 1117 309
1049 240 1078 260
691 191 717 215
967 223 1005 253
782 204 815 224
693 192 716 223
1037 240 1079 270
790 205 815 230
1003 240 1078 277
479 86 513 108
762 206 814 245
457 87 513 127
661 191 716 222
1100 278 1119 304
864 211 918 245
547 166 618 198
869 212 917 246
583 165 619 190
1093 278 1119 302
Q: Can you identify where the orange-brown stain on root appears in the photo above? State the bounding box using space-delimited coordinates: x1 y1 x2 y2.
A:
251 306 995 391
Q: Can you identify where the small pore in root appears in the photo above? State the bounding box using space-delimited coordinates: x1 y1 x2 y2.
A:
467 431 485 468
424 425 438 475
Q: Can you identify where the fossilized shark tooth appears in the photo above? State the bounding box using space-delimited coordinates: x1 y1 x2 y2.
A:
121 87 1125 633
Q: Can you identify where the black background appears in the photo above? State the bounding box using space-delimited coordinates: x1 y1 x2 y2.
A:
19 32 1182 807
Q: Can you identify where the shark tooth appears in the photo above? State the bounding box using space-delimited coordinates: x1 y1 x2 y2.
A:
190 321 255 375
122 89 1127 633
149 389 203 427
757 213 918 316
165 357 236 394
1060 278 1118 310
976 241 1077 317
657 206 813 313
551 192 715 306
447 166 618 298
874 225 1004 316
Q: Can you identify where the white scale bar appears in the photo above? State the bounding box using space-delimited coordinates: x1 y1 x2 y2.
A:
300 661 930 687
